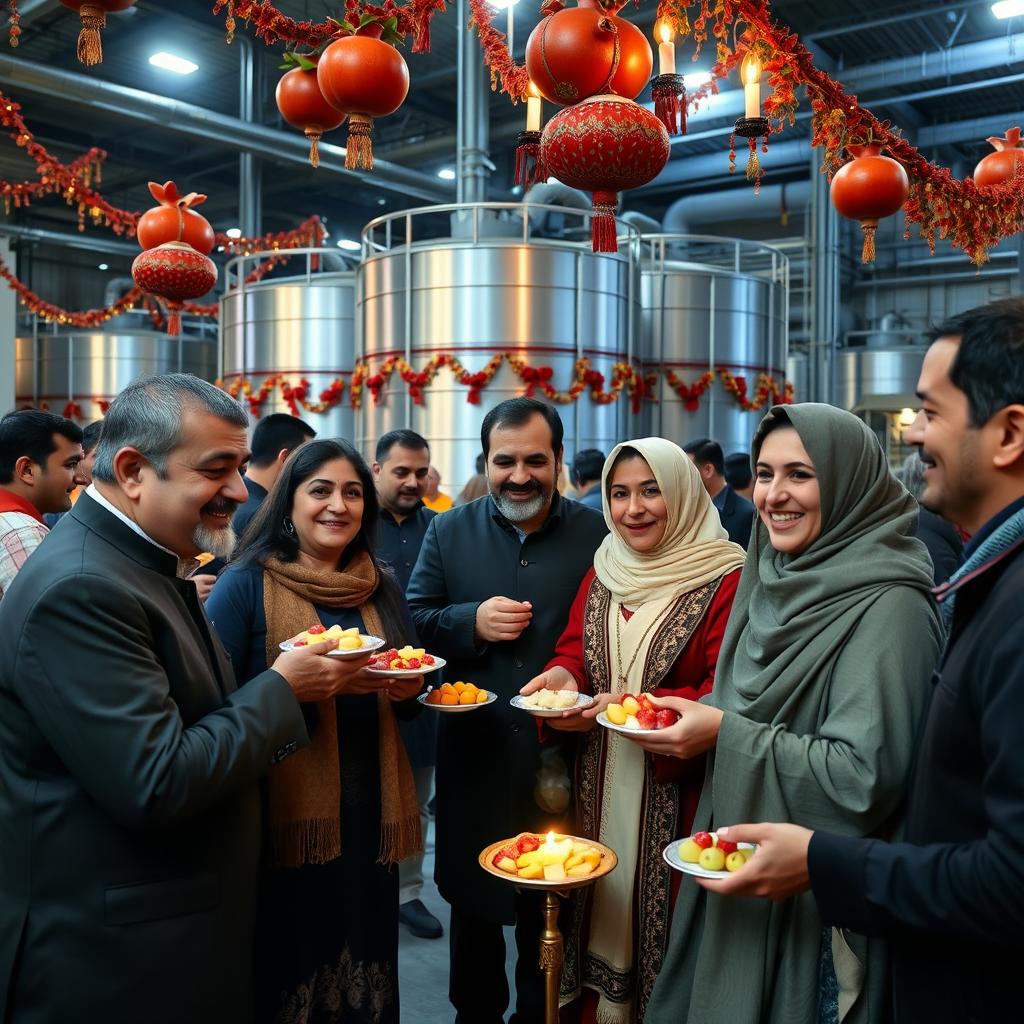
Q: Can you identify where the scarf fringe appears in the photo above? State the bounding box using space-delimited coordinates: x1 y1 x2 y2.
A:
270 817 342 868
378 813 423 866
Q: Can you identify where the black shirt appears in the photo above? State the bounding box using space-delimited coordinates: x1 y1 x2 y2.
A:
376 503 436 592
232 477 269 541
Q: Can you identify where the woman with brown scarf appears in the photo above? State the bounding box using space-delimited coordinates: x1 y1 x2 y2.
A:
207 439 423 1024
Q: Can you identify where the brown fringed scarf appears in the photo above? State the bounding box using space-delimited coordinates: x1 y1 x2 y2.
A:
262 551 422 869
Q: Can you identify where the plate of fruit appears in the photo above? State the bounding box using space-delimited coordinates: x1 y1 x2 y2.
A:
280 625 386 658
663 831 756 879
365 646 446 677
596 693 680 734
479 831 617 890
419 681 496 711
510 690 595 717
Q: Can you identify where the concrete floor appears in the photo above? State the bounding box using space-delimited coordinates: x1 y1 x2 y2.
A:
398 819 516 1023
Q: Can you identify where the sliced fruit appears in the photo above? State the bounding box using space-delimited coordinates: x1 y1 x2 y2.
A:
543 863 566 882
567 862 596 877
518 863 544 880
537 837 574 866
636 707 657 729
564 854 584 870
337 636 362 650
655 709 678 729
517 835 541 854
516 850 544 868
621 696 640 717
497 856 519 874
606 702 628 726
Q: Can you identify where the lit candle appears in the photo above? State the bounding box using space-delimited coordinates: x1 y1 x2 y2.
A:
656 20 676 76
741 52 762 119
545 830 557 848
526 81 542 132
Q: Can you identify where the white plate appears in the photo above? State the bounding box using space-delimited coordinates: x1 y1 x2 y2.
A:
366 655 447 678
662 839 757 879
417 688 497 712
278 634 386 659
595 710 661 736
510 693 595 718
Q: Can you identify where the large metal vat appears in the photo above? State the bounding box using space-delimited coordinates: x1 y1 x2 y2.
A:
638 235 789 457
219 249 358 438
356 203 642 494
835 345 926 412
15 310 216 421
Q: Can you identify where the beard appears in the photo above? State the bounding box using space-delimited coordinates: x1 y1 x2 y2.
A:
488 478 551 524
193 520 237 559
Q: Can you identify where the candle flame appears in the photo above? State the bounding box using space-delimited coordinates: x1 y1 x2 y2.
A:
527 79 542 100
546 830 556 845
656 20 675 45
741 52 762 86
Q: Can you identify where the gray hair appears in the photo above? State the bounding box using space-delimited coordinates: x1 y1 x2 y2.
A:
896 450 926 501
92 373 248 482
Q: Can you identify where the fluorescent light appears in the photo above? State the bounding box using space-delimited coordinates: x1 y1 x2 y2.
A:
336 239 360 251
225 227 242 239
437 167 456 180
489 0 520 8
149 52 199 75
376 197 387 206
97 263 109 271
683 71 713 89
993 0 1024 16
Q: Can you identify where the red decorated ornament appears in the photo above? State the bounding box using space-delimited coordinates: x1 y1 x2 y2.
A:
132 241 217 335
973 127 1024 188
137 181 215 256
59 0 135 66
541 95 670 252
316 23 409 172
276 59 346 168
525 0 652 106
830 143 909 263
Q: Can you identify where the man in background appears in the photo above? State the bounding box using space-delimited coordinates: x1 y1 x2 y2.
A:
43 418 103 528
0 409 83 598
684 437 755 547
423 465 453 513
569 447 606 511
724 450 755 502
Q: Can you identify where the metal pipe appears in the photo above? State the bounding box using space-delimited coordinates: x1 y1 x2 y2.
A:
806 0 994 42
237 37 261 238
809 154 838 405
853 269 1014 287
0 223 139 256
457 0 491 204
0 55 453 203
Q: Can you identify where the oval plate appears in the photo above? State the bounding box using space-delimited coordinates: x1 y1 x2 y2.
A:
479 834 617 891
595 710 661 736
366 655 447 678
417 688 496 712
510 693 595 718
663 838 757 879
279 634 386 659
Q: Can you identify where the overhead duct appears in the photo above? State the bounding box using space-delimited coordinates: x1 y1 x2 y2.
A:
619 211 663 235
663 180 812 233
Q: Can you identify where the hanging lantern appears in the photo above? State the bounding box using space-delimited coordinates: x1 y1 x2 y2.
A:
514 81 547 187
59 1 135 66
137 181 216 256
316 21 409 172
541 95 669 252
132 241 217 335
830 143 909 263
525 0 652 106
650 19 686 136
973 127 1024 188
276 56 346 168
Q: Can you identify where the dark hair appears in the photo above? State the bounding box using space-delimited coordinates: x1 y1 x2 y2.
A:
81 420 104 454
0 410 82 485
480 397 564 459
931 297 1024 427
376 429 429 463
250 413 316 468
682 437 725 476
604 445 645 497
571 448 605 487
724 451 753 490
474 452 485 475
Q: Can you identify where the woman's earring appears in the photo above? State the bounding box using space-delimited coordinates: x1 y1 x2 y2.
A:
283 516 297 538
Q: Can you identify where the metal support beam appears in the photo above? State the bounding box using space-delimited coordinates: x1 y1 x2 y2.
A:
237 37 262 237
806 0 995 42
0 224 140 256
456 0 491 203
809 152 839 405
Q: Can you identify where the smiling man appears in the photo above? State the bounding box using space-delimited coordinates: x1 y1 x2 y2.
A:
407 397 607 1024
0 374 374 1024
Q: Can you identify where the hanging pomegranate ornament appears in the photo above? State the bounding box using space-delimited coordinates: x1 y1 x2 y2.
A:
276 53 346 169
59 0 135 66
830 143 909 263
541 95 669 252
132 242 217 336
973 127 1024 188
525 0 652 106
137 181 216 256
317 18 409 171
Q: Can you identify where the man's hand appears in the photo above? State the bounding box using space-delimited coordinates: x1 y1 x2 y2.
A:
192 573 217 603
381 674 425 702
520 665 578 696
695 823 813 900
272 642 375 701
475 597 533 643
620 694 723 758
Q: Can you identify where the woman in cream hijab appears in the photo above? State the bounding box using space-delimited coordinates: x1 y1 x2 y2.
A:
520 437 746 1023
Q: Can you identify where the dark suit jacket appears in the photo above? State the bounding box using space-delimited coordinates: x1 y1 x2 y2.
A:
0 492 308 1024
717 484 755 548
809 531 1024 1023
406 493 606 923
915 507 964 584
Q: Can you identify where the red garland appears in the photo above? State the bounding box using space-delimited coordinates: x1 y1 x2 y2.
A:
220 374 348 417
666 369 714 410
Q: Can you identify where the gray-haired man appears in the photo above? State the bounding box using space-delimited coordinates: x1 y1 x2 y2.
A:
0 374 371 1023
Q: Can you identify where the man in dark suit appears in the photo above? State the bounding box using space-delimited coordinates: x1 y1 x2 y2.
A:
0 373 370 1024
683 437 755 547
694 298 1024 1023
570 447 606 511
407 398 606 1024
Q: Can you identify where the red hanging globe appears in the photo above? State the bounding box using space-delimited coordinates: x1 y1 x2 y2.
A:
137 181 216 256
276 58 346 168
830 143 909 263
541 95 669 252
973 127 1024 188
525 0 652 106
59 1 135 65
132 241 217 335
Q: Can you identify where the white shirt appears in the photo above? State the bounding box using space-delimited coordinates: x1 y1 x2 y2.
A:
86 484 180 559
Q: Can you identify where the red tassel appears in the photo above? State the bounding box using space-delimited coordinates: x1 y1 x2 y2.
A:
591 191 618 253
345 114 374 171
412 19 430 53
166 302 182 336
514 130 546 187
651 74 686 136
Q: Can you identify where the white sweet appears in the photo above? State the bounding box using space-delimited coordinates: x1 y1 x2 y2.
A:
623 716 641 730
521 689 579 710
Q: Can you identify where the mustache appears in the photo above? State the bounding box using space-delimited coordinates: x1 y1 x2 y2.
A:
499 481 543 496
201 499 241 517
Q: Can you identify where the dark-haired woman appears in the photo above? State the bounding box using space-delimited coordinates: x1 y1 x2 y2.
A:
207 439 423 1024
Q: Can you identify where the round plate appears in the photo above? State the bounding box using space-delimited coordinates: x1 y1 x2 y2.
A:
595 710 661 736
417 688 496 712
479 834 617 891
278 634 386 659
510 693 595 718
663 839 757 879
366 655 447 678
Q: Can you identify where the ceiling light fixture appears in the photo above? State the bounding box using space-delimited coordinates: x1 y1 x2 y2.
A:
437 167 457 180
992 0 1024 17
336 239 361 251
149 52 199 75
98 263 109 271
488 0 521 8
225 227 242 239
683 71 713 89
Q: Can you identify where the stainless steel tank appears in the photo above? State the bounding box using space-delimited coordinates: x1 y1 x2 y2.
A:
15 310 216 420
219 248 358 438
356 203 642 494
834 346 926 412
638 235 789 458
